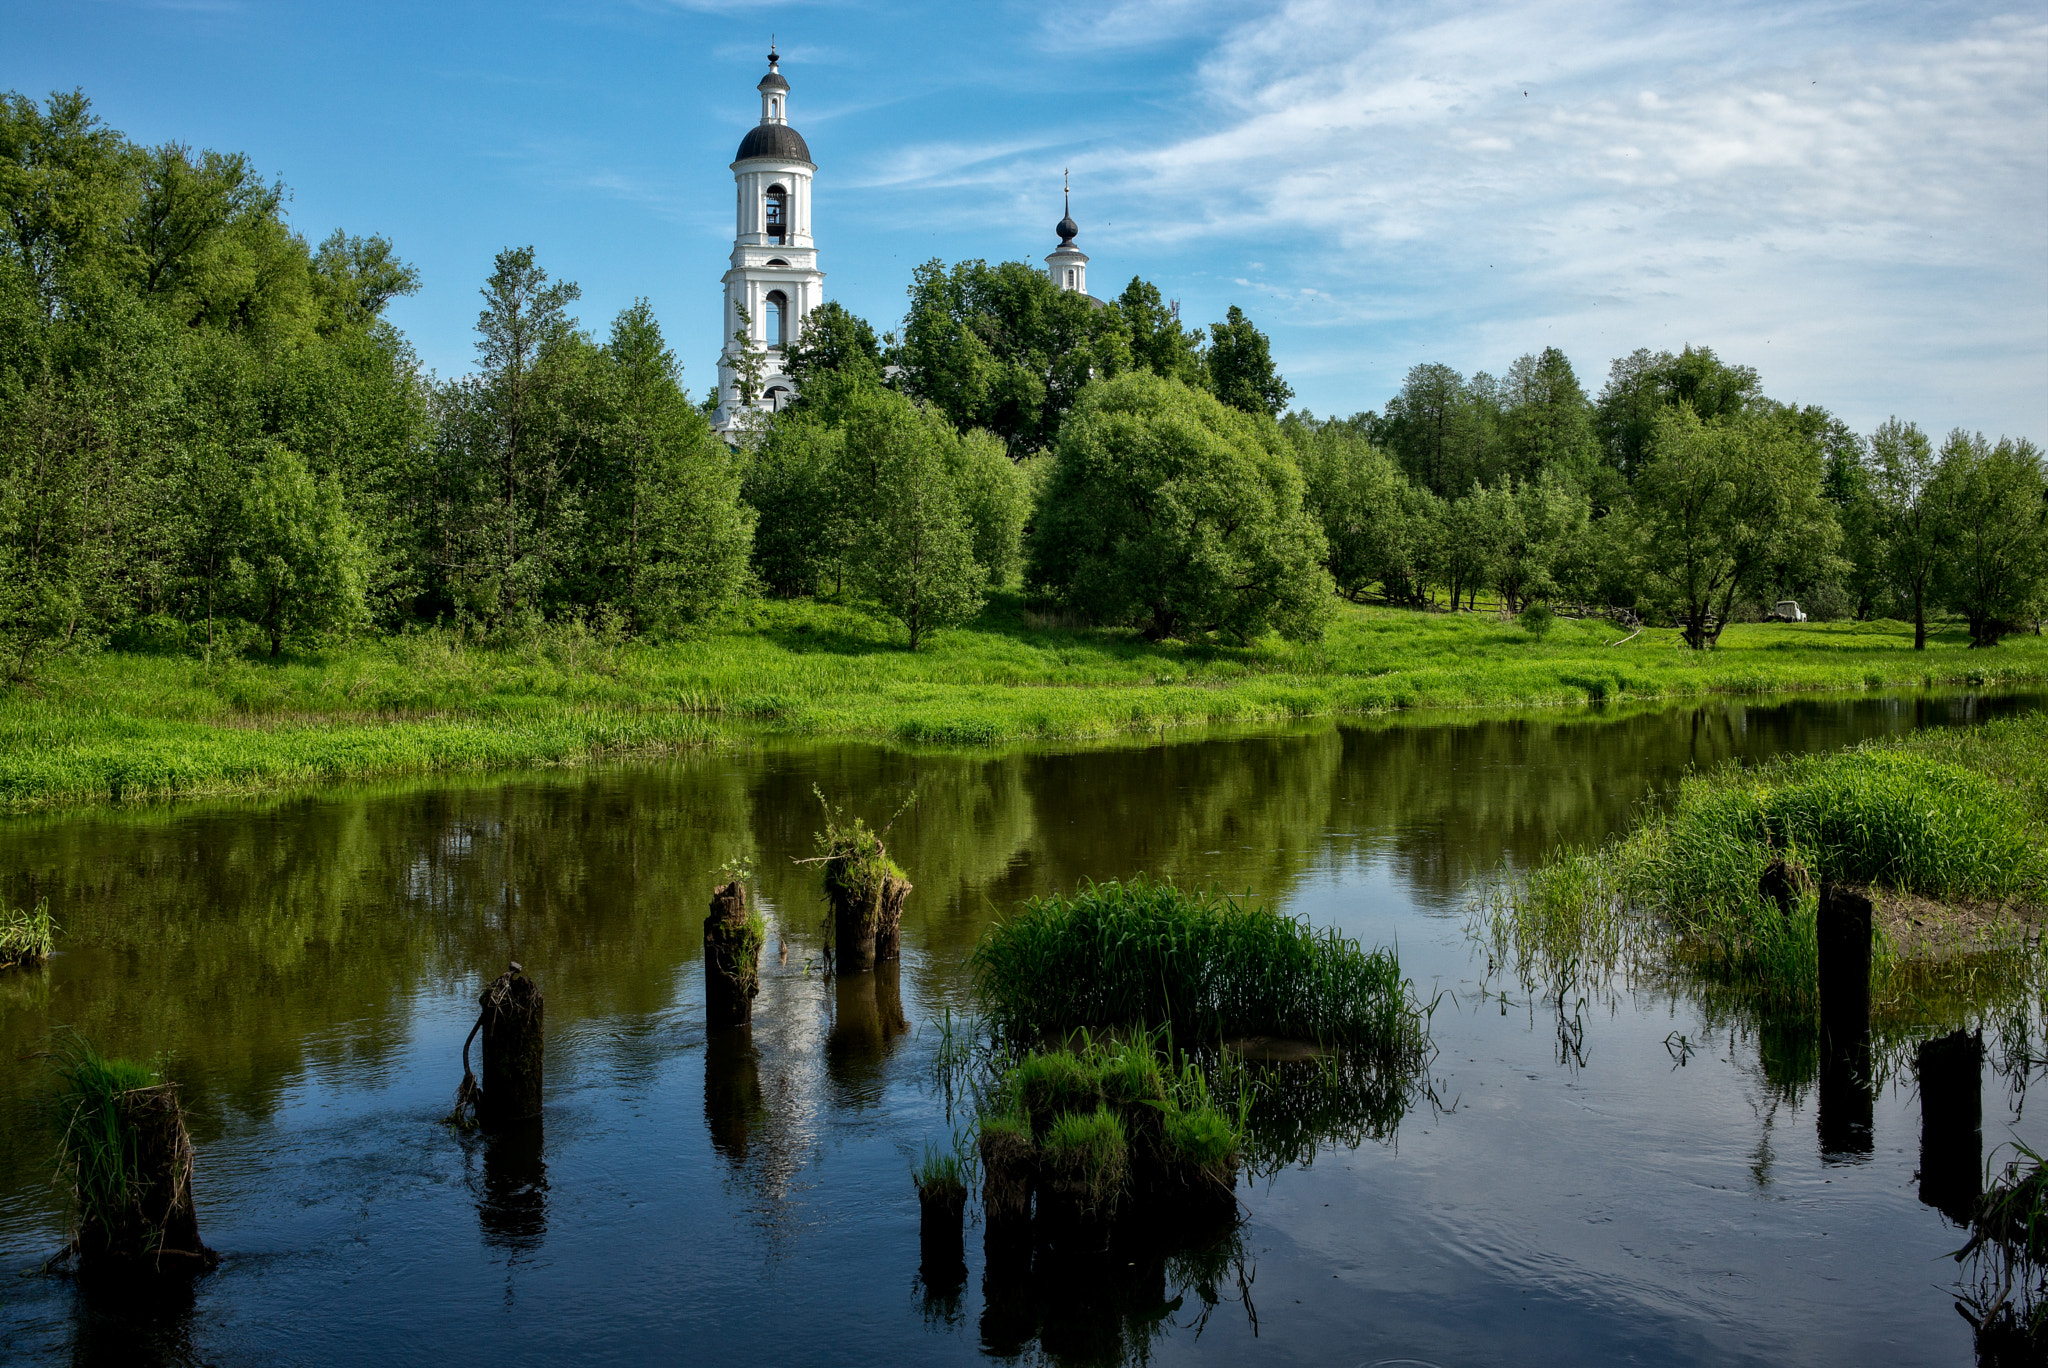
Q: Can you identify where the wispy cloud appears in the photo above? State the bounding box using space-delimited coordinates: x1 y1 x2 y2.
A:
877 1 2046 431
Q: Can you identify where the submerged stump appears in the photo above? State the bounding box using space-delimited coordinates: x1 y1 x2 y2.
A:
479 964 545 1127
72 1082 215 1276
703 880 763 1028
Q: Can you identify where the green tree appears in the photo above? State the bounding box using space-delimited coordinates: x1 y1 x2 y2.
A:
573 301 754 631
1926 432 2048 647
1594 345 1762 483
1379 363 1493 498
1028 371 1331 643
0 89 137 314
436 246 582 624
743 411 846 597
1204 305 1292 418
229 444 370 655
897 257 1130 455
944 426 1030 588
1287 414 1414 600
1634 407 1837 648
1498 347 1601 495
839 395 986 648
1117 277 1206 389
1865 417 1939 647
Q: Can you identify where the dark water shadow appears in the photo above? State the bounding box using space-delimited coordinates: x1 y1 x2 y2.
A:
975 1212 1253 1367
704 1026 768 1169
826 960 910 1107
475 1118 548 1253
67 1272 200 1368
1917 1029 1984 1226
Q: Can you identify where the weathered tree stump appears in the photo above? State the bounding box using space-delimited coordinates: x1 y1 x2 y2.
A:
703 880 762 1028
874 872 912 964
479 964 544 1127
74 1083 215 1276
1917 1028 1984 1225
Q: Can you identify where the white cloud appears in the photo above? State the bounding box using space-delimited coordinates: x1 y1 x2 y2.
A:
874 1 2046 433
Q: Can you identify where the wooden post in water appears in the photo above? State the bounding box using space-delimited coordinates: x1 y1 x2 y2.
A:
874 872 911 964
1916 1029 1983 1225
479 963 544 1127
1816 885 1872 1041
703 881 762 1028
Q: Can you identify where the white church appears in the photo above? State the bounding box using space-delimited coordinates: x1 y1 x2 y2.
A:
711 47 1093 433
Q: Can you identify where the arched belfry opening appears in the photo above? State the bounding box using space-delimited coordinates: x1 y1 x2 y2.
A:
766 185 788 244
764 290 788 348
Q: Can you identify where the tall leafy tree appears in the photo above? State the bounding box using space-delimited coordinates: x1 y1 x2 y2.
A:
1117 277 1206 389
838 392 986 648
1926 432 2048 647
1865 417 1939 646
1379 363 1494 498
897 257 1129 455
1634 407 1837 648
1498 347 1600 493
1205 305 1292 418
571 300 754 631
229 444 370 655
1287 414 1415 601
1594 345 1762 483
1028 371 1331 643
436 246 582 623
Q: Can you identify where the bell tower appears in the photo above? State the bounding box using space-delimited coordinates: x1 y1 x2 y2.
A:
714 45 825 432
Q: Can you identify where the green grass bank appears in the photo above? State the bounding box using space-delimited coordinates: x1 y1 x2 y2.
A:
5 594 2046 812
1481 709 2048 1026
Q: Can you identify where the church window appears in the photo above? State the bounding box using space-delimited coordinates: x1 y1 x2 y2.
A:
765 385 790 411
765 185 788 243
764 290 788 347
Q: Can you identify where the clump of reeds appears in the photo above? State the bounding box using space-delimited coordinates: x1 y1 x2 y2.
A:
0 898 55 969
806 788 913 964
971 876 1425 1055
977 1107 1034 1223
914 1137 970 1205
50 1036 211 1271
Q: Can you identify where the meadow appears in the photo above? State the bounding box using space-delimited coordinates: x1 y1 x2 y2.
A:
3 593 2045 812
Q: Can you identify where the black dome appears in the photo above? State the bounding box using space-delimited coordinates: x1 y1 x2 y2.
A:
735 123 812 163
1056 215 1079 243
758 70 789 93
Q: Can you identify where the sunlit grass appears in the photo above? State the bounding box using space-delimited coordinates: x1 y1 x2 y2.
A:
971 876 1427 1055
5 596 2044 810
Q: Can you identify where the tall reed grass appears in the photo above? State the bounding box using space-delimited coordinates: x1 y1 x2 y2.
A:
0 898 54 968
1480 711 2048 1014
971 876 1426 1055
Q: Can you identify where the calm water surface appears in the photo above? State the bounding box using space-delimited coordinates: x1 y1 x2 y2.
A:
2 690 2043 1366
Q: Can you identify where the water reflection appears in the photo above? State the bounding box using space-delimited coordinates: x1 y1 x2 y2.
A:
825 960 910 1108
976 1216 1252 1367
703 1027 767 1169
68 1275 199 1368
474 1119 548 1254
1917 1030 1984 1225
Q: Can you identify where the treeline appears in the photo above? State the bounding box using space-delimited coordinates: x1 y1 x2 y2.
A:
3 91 2044 679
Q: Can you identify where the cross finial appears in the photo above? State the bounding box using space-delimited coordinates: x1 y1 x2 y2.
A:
1063 168 1070 215
769 35 778 65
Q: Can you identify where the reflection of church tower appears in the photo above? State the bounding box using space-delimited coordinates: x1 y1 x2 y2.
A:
1046 172 1088 296
714 46 825 432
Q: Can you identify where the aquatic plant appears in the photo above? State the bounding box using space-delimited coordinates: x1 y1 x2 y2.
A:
1956 1142 2048 1363
971 876 1426 1054
0 898 55 969
1039 1107 1129 1218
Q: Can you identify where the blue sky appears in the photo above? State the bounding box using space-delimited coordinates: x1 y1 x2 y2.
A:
6 1 2044 438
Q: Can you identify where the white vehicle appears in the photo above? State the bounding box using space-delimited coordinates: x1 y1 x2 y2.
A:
1771 600 1807 623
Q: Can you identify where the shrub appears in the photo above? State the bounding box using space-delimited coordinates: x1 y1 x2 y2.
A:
971 876 1424 1053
